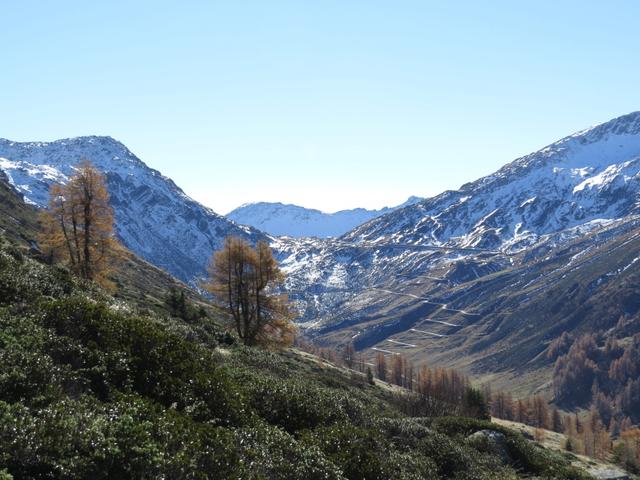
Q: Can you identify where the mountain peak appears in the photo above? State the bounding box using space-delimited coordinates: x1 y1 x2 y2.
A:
227 197 423 238
344 110 640 252
0 135 142 169
0 137 265 283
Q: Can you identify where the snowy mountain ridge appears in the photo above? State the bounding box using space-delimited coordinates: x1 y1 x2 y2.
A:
271 111 640 331
227 197 423 238
344 111 640 252
0 136 265 282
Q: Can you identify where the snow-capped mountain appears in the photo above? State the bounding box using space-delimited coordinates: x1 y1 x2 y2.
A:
275 111 640 329
0 136 265 282
227 197 423 238
345 111 640 251
2 112 640 298
270 111 640 394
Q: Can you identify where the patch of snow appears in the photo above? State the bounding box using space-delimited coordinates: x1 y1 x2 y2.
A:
519 197 536 208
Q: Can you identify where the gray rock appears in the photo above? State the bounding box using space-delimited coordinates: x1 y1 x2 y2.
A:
467 429 511 464
587 467 629 480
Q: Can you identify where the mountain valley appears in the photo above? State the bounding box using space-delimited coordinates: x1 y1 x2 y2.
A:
3 112 640 401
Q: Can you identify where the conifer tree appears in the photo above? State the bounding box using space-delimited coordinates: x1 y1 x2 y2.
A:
391 354 404 386
616 428 640 471
552 407 564 433
620 417 634 433
531 395 550 429
375 352 387 381
463 387 490 420
342 343 355 369
39 160 119 286
515 399 529 424
366 366 375 385
205 236 295 347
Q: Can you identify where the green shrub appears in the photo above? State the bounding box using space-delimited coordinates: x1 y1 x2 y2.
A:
245 375 346 431
0 250 73 306
0 396 242 479
300 422 439 480
233 423 344 479
430 417 591 479
41 297 247 426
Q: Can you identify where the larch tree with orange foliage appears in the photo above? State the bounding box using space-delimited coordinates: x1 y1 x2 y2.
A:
39 160 119 287
615 428 640 472
375 352 387 381
391 354 405 386
204 236 296 348
342 342 356 369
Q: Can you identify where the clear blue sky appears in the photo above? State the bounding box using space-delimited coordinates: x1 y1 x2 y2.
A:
2 1 640 213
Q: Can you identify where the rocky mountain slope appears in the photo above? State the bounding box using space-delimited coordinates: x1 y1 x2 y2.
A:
279 112 640 301
305 217 640 391
227 197 423 238
274 111 640 395
345 111 640 251
0 170 214 315
0 136 265 282
0 157 630 479
0 170 39 246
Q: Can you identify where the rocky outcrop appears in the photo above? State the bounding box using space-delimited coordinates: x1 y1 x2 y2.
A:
467 430 511 464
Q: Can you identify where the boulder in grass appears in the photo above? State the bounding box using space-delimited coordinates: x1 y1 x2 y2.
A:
467 429 511 464
587 467 629 480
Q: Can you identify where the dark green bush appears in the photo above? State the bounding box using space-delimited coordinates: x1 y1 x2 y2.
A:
40 297 247 426
300 422 443 480
0 251 73 306
430 416 592 479
232 423 344 479
238 371 368 432
0 396 242 479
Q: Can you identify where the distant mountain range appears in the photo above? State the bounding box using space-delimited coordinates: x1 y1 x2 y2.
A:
3 111 640 399
227 197 423 238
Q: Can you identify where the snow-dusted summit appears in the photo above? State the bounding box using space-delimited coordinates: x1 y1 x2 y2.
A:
227 197 423 238
345 111 640 251
0 136 265 282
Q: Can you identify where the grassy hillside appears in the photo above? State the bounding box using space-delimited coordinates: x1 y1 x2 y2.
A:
0 234 596 478
0 172 39 245
493 418 635 480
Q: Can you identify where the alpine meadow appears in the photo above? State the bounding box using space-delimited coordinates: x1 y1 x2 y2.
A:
2 2 640 479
